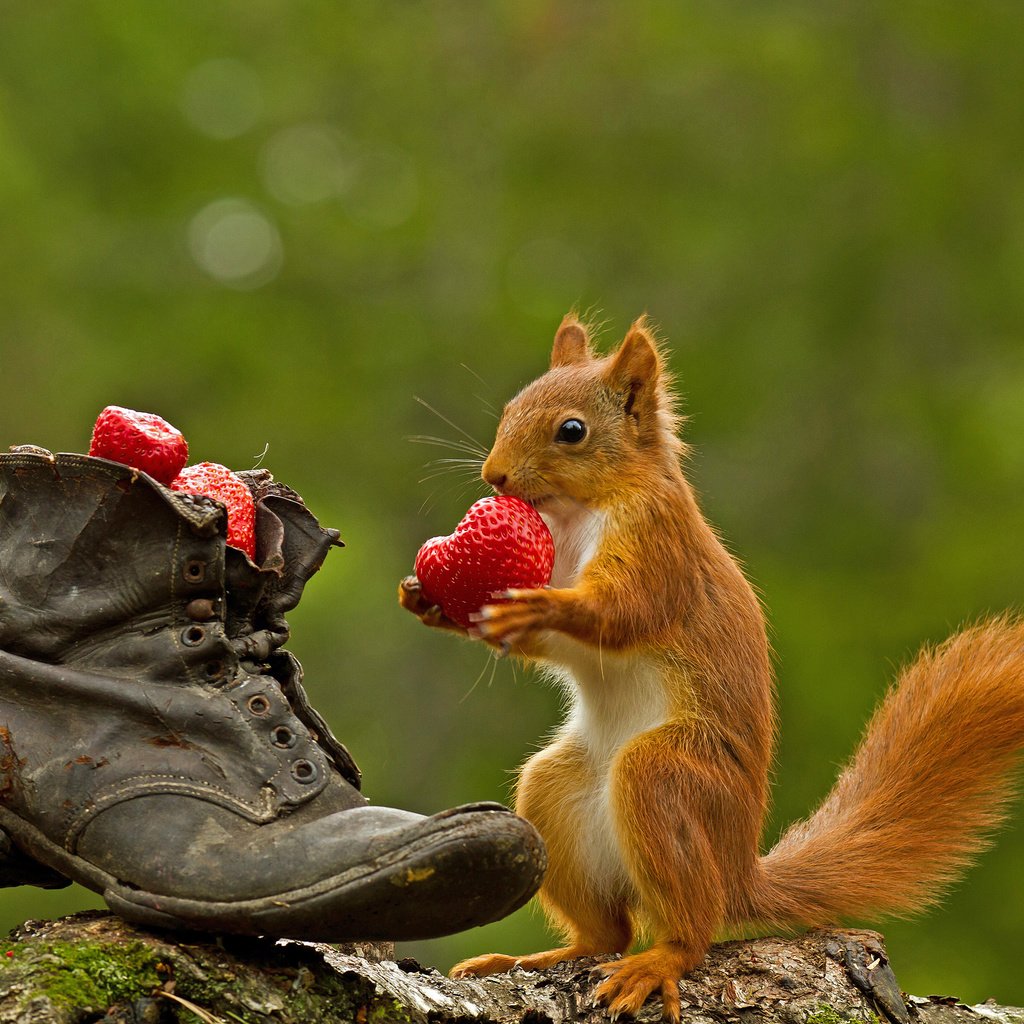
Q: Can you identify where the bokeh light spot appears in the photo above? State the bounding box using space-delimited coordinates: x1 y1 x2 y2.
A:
188 198 283 289
260 123 357 206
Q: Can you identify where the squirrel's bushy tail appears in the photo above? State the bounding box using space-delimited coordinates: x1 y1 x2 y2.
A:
747 617 1024 927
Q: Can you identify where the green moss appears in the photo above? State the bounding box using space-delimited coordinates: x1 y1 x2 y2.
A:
806 1003 881 1024
367 999 412 1023
165 944 409 1024
0 929 409 1024
807 1004 848 1024
2 938 163 1011
169 961 233 1008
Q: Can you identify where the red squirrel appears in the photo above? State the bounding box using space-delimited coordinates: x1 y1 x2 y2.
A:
399 314 1024 1021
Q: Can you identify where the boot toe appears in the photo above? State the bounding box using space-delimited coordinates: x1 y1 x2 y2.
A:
78 797 545 941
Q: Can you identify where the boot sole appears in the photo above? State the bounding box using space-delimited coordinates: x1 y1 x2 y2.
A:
0 803 545 942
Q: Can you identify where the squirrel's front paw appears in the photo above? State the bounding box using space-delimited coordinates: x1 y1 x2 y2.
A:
398 576 467 634
398 575 428 614
471 588 556 644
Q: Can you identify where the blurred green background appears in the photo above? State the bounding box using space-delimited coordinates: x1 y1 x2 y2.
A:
2 0 1023 1004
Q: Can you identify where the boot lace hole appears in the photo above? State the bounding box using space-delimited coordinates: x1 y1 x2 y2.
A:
247 695 270 716
272 726 297 749
181 625 206 647
183 560 207 583
291 759 317 783
204 659 225 680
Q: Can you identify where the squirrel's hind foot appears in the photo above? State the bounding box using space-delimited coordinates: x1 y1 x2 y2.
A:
450 944 599 979
596 943 694 1022
450 952 521 978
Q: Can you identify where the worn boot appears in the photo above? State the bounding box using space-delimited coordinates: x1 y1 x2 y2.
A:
0 449 544 940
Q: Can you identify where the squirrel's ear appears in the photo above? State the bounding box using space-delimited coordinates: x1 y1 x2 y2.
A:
605 317 663 424
550 315 591 368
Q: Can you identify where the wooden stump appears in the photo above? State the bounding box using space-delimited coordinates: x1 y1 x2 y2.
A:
0 912 1019 1024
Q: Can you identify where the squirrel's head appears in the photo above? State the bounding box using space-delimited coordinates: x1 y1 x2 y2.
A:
482 314 684 512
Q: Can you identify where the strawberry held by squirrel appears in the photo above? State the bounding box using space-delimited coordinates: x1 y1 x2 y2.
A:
401 314 1024 1021
412 496 554 629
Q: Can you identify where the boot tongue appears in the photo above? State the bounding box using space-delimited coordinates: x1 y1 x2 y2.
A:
255 493 343 614
225 474 342 639
238 469 343 603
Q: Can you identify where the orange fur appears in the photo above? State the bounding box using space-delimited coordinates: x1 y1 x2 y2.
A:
406 315 1024 1021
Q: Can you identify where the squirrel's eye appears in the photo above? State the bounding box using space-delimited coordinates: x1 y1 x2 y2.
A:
555 418 587 444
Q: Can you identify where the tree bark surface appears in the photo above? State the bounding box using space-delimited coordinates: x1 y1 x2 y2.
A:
0 912 1019 1024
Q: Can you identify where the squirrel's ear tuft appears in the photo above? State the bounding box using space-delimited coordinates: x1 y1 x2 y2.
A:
550 315 592 368
607 317 660 383
606 316 684 451
606 313 671 430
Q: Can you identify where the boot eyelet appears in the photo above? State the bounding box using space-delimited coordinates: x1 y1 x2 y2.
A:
182 559 207 584
247 694 270 716
181 625 206 647
291 759 317 783
203 659 225 680
271 725 297 749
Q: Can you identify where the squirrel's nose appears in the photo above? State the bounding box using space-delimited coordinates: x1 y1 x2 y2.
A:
481 459 507 492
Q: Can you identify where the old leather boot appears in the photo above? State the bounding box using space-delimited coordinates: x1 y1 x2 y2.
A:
0 449 544 940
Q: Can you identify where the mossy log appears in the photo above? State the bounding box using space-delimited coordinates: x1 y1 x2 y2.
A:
0 912 1020 1024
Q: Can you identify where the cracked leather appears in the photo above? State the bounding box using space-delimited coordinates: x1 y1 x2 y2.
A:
0 452 359 856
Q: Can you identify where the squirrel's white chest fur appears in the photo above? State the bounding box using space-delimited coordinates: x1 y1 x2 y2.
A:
537 503 670 899
539 502 670 751
543 500 605 591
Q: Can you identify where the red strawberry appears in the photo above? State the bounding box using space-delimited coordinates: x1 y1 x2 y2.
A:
88 406 188 485
414 496 555 628
171 462 256 560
